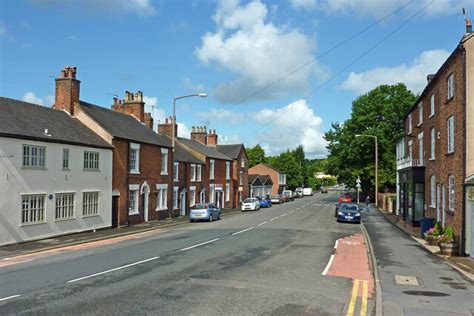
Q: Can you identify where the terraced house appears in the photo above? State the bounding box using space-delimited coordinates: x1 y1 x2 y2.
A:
396 30 474 257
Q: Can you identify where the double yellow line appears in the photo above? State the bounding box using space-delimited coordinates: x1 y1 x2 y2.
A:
346 279 368 316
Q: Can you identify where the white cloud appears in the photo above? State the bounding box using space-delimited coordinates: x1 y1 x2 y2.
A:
289 0 316 10
0 22 7 36
252 99 327 158
182 78 205 93
341 49 450 95
196 108 246 125
219 134 243 144
177 122 191 138
196 0 324 103
143 95 158 107
22 92 44 105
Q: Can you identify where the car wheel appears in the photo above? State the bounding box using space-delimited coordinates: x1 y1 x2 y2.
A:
190 219 194 223
208 215 213 222
217 212 221 220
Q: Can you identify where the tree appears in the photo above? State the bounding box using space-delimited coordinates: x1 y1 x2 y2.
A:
324 83 416 194
247 144 266 168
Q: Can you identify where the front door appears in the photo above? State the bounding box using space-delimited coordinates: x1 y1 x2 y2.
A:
180 191 186 216
111 196 119 228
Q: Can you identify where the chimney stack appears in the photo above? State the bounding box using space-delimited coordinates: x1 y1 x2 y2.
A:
158 116 177 138
467 18 472 33
191 126 207 145
207 129 218 146
54 66 80 116
112 90 147 123
427 74 435 83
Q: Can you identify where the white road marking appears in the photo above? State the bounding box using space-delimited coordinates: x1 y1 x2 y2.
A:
296 207 301 211
322 254 335 276
0 294 21 302
180 238 221 251
258 222 267 226
231 227 255 236
289 210 295 214
270 216 280 221
334 240 339 249
281 213 288 217
68 256 160 283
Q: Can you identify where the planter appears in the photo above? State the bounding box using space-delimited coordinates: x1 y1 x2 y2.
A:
439 242 458 256
425 234 440 246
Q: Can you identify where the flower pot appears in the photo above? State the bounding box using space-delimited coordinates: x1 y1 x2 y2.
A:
427 235 440 246
439 242 458 256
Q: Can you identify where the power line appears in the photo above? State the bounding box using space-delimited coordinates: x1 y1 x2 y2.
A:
203 0 414 123
241 0 434 142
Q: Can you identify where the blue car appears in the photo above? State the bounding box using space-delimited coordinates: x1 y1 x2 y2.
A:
336 203 361 224
189 203 221 222
258 196 272 208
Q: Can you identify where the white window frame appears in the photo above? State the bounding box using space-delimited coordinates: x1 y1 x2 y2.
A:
210 184 215 203
55 192 75 220
447 116 454 153
448 175 455 211
161 148 169 175
173 186 179 210
241 157 245 168
84 151 100 170
430 127 435 160
128 184 140 215
430 175 436 207
408 113 412 134
196 164 202 182
418 132 424 165
200 189 205 203
226 161 230 180
210 159 215 180
129 143 140 174
173 162 179 182
191 164 196 182
21 194 46 225
62 148 70 170
22 144 46 168
239 172 243 186
418 102 423 126
447 73 454 100
82 191 99 217
408 140 413 160
156 183 168 211
226 183 230 202
430 94 435 117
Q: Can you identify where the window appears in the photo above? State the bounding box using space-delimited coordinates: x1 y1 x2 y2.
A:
191 164 196 181
173 187 178 210
129 143 140 173
21 195 45 224
430 175 436 207
84 151 99 170
418 132 424 165
447 73 454 100
196 164 202 181
190 187 196 207
430 94 435 117
226 183 230 202
408 140 413 160
430 128 435 159
161 148 168 175
210 159 215 180
129 186 139 215
173 162 179 182
419 103 424 123
62 149 69 170
447 116 454 153
83 192 99 216
448 175 455 211
156 184 168 210
239 172 243 186
55 193 75 220
241 158 245 168
22 145 46 168
210 184 215 203
226 161 230 180
408 113 412 134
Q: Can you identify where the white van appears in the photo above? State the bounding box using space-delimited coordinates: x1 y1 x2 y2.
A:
303 188 313 196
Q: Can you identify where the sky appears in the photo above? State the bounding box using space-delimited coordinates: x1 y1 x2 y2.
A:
0 0 472 158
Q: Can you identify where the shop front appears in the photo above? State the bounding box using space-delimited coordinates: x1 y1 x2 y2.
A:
398 167 425 226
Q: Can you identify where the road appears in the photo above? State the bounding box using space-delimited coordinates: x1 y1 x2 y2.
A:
0 192 374 315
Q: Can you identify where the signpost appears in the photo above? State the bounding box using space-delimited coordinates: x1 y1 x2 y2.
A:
356 177 361 204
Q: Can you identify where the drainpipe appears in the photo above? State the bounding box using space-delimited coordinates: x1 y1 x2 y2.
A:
461 46 467 256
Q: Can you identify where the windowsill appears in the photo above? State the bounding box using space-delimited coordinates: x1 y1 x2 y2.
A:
84 169 100 172
62 168 70 171
156 207 168 212
54 217 76 222
128 210 139 216
416 123 423 127
160 172 168 176
429 204 436 209
173 207 178 210
191 179 196 182
82 214 100 218
22 166 47 170
446 209 455 216
429 114 434 119
429 158 435 161
446 151 455 156
20 221 47 227
445 97 454 105
174 179 179 182
130 170 140 175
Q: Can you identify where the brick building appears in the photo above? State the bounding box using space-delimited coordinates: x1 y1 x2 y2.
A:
396 31 474 256
53 66 173 227
248 163 286 195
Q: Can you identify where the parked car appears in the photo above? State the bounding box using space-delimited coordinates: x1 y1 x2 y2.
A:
189 203 221 222
321 186 328 193
258 196 272 208
281 194 290 203
303 188 313 196
282 190 294 201
295 188 303 198
242 198 260 211
336 203 361 224
270 195 283 204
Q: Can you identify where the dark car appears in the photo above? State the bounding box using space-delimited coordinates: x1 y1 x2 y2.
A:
336 203 361 224
258 196 272 208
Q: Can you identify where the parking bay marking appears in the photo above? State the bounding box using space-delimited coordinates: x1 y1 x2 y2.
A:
0 294 21 302
232 227 255 236
321 254 334 276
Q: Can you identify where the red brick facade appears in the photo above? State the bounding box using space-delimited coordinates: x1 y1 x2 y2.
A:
249 164 286 195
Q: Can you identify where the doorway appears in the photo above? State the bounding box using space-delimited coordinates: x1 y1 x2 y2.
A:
112 196 119 228
180 191 186 216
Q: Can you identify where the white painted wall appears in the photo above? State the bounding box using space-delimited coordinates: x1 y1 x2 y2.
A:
0 137 113 246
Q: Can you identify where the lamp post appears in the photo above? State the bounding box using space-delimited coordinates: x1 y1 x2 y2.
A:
355 134 378 207
169 93 207 219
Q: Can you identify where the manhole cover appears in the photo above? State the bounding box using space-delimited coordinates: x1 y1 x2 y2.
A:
395 275 419 285
403 290 450 297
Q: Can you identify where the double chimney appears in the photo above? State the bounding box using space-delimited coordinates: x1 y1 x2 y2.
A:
112 91 153 129
54 66 80 116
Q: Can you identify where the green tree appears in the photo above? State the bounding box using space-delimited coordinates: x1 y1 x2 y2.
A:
269 150 303 190
324 83 416 194
247 144 266 167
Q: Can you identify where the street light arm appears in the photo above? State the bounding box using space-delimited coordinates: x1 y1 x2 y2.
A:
173 93 207 102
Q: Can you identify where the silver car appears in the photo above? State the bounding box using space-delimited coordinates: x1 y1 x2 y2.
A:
189 203 221 222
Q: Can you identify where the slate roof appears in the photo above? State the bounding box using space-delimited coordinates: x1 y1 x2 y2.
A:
249 174 263 186
216 144 244 159
260 175 273 185
80 101 171 147
174 142 204 164
0 97 112 149
177 137 232 160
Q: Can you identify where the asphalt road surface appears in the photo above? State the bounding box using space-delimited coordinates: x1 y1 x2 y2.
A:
0 191 374 315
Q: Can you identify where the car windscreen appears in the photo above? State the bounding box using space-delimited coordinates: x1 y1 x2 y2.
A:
243 198 254 203
192 204 207 209
340 205 358 211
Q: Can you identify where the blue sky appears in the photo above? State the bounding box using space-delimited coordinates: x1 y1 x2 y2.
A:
1 0 472 158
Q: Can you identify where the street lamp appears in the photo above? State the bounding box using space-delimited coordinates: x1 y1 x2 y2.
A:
169 93 207 219
355 134 378 207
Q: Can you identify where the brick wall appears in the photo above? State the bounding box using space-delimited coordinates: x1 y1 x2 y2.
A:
249 164 279 195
